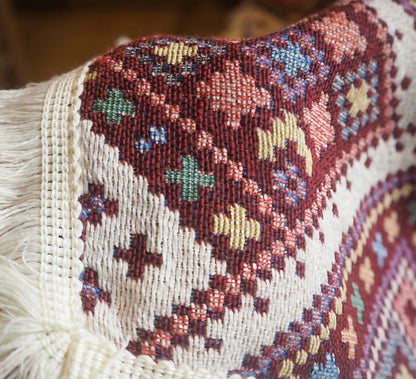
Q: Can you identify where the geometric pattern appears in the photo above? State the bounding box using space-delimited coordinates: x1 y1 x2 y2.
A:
311 11 367 63
113 233 163 280
213 204 261 250
257 111 313 175
92 89 136 124
332 61 380 140
393 0 416 29
78 183 118 228
362 243 416 376
136 125 167 153
302 93 334 158
78 183 118 313
231 172 416 378
196 60 271 129
76 0 416 377
79 267 111 314
165 156 215 202
310 353 340 378
272 160 308 208
394 279 416 347
244 29 330 102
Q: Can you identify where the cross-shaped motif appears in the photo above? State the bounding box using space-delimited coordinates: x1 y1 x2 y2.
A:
92 89 136 124
351 283 365 324
346 81 370 117
384 211 400 242
78 183 118 227
372 232 388 267
154 42 198 64
113 233 163 280
341 315 358 359
408 202 416 225
272 42 312 77
273 160 308 208
136 125 167 153
359 257 374 293
165 156 215 202
79 267 111 314
213 205 261 250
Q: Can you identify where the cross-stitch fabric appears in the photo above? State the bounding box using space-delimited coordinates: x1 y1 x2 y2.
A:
1 0 416 378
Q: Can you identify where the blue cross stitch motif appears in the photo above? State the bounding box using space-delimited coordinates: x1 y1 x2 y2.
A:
310 353 340 378
273 160 308 208
271 42 312 77
372 232 388 267
257 358 272 376
242 29 329 102
135 126 167 153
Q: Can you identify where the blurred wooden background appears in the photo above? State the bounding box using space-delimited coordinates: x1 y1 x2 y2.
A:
0 0 332 89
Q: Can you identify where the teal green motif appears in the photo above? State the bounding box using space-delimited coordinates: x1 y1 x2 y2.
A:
165 156 215 202
351 283 365 324
92 89 136 124
408 202 416 225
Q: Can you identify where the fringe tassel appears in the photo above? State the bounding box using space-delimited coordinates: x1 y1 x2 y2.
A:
0 84 47 267
0 81 65 379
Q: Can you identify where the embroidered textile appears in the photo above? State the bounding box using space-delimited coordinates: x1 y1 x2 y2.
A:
76 1 416 377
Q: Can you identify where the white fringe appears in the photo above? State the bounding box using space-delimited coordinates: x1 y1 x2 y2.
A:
0 81 63 379
0 84 47 268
